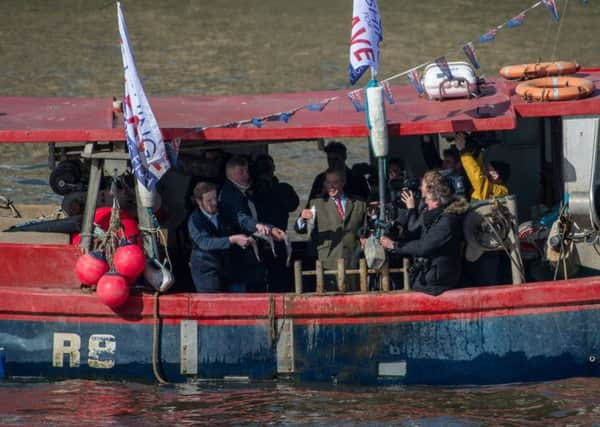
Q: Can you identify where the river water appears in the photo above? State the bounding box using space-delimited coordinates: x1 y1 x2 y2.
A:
1 0 600 424
2 377 600 426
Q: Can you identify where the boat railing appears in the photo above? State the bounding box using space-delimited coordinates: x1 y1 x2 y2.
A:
293 258 411 294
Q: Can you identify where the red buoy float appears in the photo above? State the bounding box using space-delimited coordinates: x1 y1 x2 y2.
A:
75 251 109 286
113 242 146 280
96 273 129 307
71 207 141 247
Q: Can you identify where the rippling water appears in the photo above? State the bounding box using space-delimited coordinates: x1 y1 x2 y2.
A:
2 378 600 425
2 0 600 423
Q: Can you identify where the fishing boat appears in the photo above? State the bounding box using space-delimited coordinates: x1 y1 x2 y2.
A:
1 68 600 385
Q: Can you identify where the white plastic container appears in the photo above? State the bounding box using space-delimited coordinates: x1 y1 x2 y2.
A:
422 61 479 100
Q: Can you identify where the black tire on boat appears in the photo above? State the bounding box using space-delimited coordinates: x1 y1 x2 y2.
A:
49 160 82 195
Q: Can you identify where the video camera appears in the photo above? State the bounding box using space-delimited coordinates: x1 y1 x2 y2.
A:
363 176 421 240
388 176 421 209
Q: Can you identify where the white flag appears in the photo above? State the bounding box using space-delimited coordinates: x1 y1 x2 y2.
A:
349 0 383 85
118 1 170 190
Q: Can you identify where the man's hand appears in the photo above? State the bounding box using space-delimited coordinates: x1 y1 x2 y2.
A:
400 190 415 209
301 209 313 220
455 132 466 151
229 234 250 248
380 236 395 250
255 223 271 236
271 227 286 241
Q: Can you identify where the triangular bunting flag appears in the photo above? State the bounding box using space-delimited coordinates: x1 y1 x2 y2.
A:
479 28 498 43
406 69 424 95
435 57 453 80
462 42 480 69
506 13 526 28
542 0 560 21
381 80 395 104
347 90 366 112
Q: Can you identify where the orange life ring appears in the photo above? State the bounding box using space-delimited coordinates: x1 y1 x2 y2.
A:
515 76 594 101
500 61 580 80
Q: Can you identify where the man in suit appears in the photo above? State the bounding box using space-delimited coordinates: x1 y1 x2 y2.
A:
219 155 284 292
251 154 300 292
307 141 370 201
296 168 367 291
188 181 250 292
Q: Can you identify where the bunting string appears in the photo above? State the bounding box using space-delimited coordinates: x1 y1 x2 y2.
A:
551 0 570 60
173 0 580 139
381 0 548 84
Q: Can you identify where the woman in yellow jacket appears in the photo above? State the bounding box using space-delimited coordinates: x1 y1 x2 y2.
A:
455 133 510 201
455 132 512 286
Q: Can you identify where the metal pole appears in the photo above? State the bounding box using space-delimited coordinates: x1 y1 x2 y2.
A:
79 158 102 253
135 181 157 258
378 157 386 224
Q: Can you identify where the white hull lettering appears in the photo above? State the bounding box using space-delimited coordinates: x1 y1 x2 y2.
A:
88 334 116 369
52 333 116 369
53 333 81 368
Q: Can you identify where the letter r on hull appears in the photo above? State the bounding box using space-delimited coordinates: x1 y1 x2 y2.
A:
53 333 81 368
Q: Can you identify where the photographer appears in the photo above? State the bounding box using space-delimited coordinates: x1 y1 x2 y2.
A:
455 132 509 201
455 133 512 286
380 171 469 296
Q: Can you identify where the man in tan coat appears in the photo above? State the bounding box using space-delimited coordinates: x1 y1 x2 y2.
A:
295 168 366 290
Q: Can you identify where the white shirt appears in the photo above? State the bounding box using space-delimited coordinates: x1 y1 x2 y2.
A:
200 208 219 229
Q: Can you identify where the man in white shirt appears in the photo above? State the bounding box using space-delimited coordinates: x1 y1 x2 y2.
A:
188 182 250 292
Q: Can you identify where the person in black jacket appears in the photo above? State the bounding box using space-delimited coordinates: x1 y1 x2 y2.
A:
219 155 284 292
251 154 299 292
380 170 469 296
188 181 250 292
251 154 299 231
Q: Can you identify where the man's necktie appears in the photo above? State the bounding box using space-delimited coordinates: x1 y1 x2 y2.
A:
334 197 344 220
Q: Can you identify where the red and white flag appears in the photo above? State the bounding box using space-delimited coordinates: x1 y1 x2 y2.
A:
118 1 170 190
349 0 383 85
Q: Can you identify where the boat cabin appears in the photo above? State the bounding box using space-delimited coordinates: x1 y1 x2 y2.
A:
1 71 600 292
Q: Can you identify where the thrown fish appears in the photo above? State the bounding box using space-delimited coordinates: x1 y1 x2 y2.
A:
283 232 293 267
253 231 276 257
248 236 260 262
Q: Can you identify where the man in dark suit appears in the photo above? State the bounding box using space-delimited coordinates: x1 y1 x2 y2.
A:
308 141 370 201
188 181 250 292
219 155 283 292
296 168 367 291
251 154 299 292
